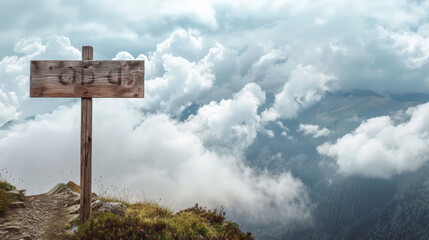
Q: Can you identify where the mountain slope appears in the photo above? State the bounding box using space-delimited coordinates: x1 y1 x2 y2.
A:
244 92 429 239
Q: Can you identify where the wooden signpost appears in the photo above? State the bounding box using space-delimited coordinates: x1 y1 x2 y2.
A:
30 46 144 223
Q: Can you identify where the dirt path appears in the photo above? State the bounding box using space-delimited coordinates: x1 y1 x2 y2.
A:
0 185 80 240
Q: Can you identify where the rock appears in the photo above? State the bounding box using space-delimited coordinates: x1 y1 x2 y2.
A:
6 190 25 201
91 200 103 210
66 214 79 224
64 191 80 207
66 181 97 195
91 200 126 216
66 196 80 207
19 234 32 240
9 201 25 208
72 197 80 205
66 181 80 194
66 204 80 214
4 225 20 231
47 183 70 195
62 213 80 235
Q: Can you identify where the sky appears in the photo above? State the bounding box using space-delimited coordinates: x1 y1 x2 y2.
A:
1 0 429 231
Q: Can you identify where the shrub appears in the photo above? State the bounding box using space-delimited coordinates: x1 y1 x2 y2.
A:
178 203 226 226
74 202 254 240
0 181 16 191
0 189 8 214
0 180 16 214
75 212 171 240
179 204 253 240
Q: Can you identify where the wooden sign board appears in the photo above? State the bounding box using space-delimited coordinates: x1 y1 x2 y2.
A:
29 46 145 224
30 60 144 98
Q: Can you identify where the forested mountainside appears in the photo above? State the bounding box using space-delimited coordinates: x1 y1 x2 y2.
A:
241 92 429 240
286 169 429 240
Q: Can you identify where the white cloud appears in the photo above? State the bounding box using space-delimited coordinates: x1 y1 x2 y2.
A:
0 92 309 227
1 0 429 97
299 124 331 138
43 35 81 60
92 0 219 28
318 102 429 179
418 23 429 37
144 53 214 115
0 41 308 225
0 104 80 194
64 22 139 41
113 51 135 60
199 42 240 87
155 29 205 60
329 42 347 54
136 29 255 116
90 0 429 30
0 35 80 120
0 37 44 75
13 37 45 56
144 29 214 80
183 83 265 153
246 47 291 92
3 1 429 236
379 26 429 68
0 102 18 126
0 35 80 82
262 64 336 121
315 18 327 25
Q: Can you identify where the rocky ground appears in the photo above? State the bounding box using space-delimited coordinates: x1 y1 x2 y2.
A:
0 183 81 240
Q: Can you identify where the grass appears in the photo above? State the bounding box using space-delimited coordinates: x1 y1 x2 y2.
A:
74 198 254 240
0 173 254 239
0 181 16 192
76 179 253 239
0 168 25 215
0 180 16 214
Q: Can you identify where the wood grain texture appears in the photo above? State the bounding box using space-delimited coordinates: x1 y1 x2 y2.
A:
82 46 93 61
30 60 144 98
80 97 92 224
80 46 93 224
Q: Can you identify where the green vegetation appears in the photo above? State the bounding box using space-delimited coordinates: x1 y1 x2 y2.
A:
0 181 16 191
74 202 253 240
286 175 429 240
0 180 16 214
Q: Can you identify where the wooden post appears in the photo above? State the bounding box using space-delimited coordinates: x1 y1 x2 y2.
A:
80 46 93 223
29 45 144 223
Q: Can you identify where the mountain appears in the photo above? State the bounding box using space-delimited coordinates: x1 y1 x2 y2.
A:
243 91 429 240
0 181 254 240
286 166 429 240
0 116 35 131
